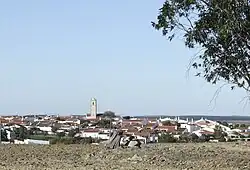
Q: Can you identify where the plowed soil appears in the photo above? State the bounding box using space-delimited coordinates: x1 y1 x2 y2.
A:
0 142 249 170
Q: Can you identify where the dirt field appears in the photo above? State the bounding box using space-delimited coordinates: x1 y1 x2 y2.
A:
0 142 250 170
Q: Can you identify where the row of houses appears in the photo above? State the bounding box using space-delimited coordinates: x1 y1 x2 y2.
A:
74 116 250 143
0 114 249 144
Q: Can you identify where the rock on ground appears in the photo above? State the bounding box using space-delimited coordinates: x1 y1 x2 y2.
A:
0 142 249 170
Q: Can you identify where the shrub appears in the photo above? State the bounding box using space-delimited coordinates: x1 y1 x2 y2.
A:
50 136 94 145
28 135 56 141
158 133 177 143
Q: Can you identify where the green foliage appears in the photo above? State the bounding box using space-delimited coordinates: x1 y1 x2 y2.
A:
1 130 8 141
13 126 28 140
81 123 89 128
217 121 229 127
161 120 172 126
57 132 66 138
51 126 58 133
179 133 200 142
28 127 47 135
221 122 229 127
50 136 99 145
55 117 66 121
80 119 89 124
199 134 211 142
122 116 131 120
103 111 116 118
214 125 226 141
233 124 240 128
28 134 97 145
240 124 247 128
159 132 211 143
153 0 250 91
97 119 112 128
158 133 177 143
68 129 78 137
28 135 57 141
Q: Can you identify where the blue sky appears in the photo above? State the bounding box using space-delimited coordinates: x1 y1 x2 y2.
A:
0 0 249 116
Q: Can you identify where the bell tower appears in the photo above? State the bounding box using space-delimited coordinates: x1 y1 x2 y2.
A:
90 98 97 119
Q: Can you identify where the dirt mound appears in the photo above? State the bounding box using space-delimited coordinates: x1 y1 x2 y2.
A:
0 142 249 170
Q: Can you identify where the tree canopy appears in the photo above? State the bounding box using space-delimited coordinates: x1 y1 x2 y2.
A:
152 0 250 92
97 119 112 128
103 111 116 118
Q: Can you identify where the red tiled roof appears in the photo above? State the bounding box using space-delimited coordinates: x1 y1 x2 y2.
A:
121 124 132 128
196 122 210 126
127 127 138 133
139 128 154 133
122 120 142 123
10 118 22 121
0 119 9 123
13 121 25 124
240 132 250 135
8 118 25 125
83 129 100 133
145 123 155 126
157 126 177 132
147 118 157 121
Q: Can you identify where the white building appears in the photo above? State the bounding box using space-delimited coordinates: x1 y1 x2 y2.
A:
185 124 201 133
77 129 110 140
86 98 97 119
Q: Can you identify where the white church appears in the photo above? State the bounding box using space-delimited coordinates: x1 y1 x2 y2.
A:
86 98 97 120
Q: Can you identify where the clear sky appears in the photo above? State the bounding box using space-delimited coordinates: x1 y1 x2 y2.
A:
0 0 249 116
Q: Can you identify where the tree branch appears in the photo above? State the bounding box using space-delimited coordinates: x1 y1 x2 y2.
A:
208 83 228 111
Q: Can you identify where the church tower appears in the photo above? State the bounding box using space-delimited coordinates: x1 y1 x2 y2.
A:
90 98 97 119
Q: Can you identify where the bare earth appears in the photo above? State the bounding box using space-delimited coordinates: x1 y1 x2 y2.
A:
0 142 250 170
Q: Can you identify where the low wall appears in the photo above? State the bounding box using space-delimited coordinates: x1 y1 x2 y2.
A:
14 140 25 144
24 139 50 145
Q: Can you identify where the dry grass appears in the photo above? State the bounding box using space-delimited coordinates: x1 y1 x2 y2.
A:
0 142 249 170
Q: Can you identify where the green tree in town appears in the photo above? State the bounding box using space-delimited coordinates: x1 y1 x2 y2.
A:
233 124 240 129
103 111 116 118
214 125 226 141
162 120 172 126
57 132 66 138
180 133 199 142
240 123 247 128
51 126 58 133
158 133 177 143
13 126 28 140
1 130 8 141
68 129 78 137
97 119 112 128
152 0 250 92
221 122 229 127
29 127 41 135
122 116 131 120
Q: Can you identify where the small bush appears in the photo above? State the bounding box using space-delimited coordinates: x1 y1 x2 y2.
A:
28 135 56 141
50 136 95 145
158 133 177 143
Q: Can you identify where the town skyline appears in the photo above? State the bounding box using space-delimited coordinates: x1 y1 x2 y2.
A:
0 96 249 116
